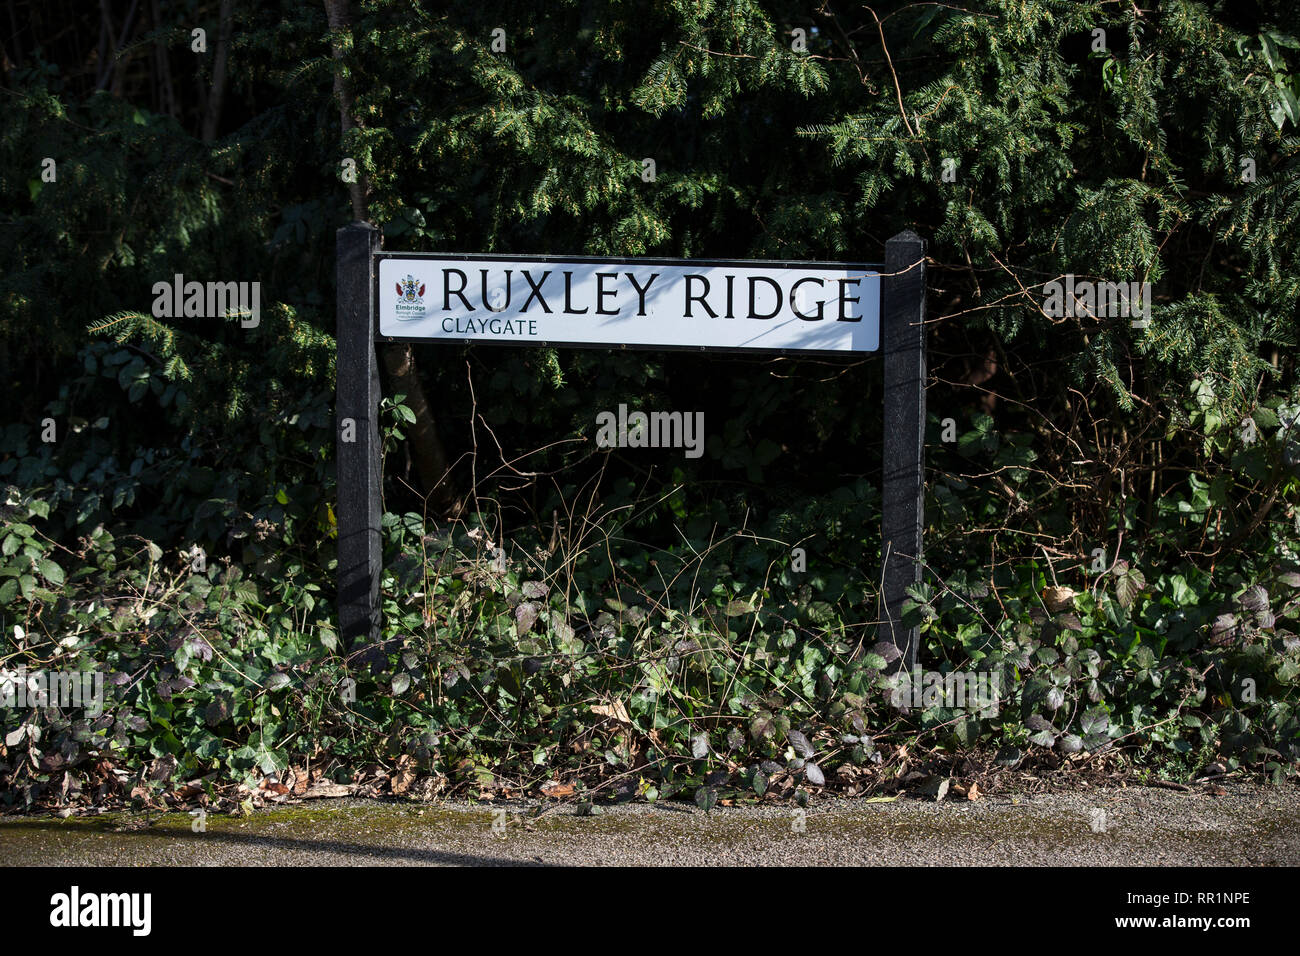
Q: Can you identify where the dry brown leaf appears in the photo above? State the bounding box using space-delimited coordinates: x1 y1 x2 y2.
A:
389 754 416 794
288 768 311 796
591 699 631 724
410 776 446 801
301 781 353 799
1042 586 1077 612
540 781 576 798
967 782 982 801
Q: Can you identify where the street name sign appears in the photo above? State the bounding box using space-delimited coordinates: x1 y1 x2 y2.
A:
376 254 881 354
337 228 927 666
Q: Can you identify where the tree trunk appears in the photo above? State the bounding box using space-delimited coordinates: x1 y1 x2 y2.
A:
151 0 177 118
201 0 234 142
94 0 140 94
380 344 456 509
322 0 457 512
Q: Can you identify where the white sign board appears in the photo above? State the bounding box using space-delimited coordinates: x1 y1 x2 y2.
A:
377 254 881 353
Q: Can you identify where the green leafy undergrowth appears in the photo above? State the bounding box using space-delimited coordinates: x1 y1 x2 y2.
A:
2 487 1297 813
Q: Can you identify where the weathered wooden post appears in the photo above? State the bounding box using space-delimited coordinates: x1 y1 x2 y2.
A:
336 221 382 646
880 230 927 669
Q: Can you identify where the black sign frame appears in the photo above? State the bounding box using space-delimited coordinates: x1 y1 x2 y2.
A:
336 223 926 666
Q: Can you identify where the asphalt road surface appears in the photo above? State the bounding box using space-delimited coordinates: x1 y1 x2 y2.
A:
2 782 1297 866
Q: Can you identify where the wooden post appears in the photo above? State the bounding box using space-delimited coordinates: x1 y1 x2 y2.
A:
880 230 927 669
336 221 382 647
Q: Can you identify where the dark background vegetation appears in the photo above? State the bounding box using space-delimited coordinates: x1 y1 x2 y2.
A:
0 0 1297 811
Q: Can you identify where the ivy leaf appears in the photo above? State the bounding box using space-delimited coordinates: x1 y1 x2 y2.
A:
1113 563 1145 609
205 697 231 727
787 729 815 758
995 746 1023 766
804 762 825 786
1027 713 1057 747
1211 614 1238 646
870 640 902 663
1081 708 1109 737
804 601 835 624
515 602 540 636
37 558 64 586
861 652 889 671
1239 585 1269 613
690 733 710 759
1030 728 1058 748
750 711 776 741
391 672 411 695
953 716 980 746
157 676 195 699
694 786 718 812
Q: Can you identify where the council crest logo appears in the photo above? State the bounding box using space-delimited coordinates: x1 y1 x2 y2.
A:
396 275 425 304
